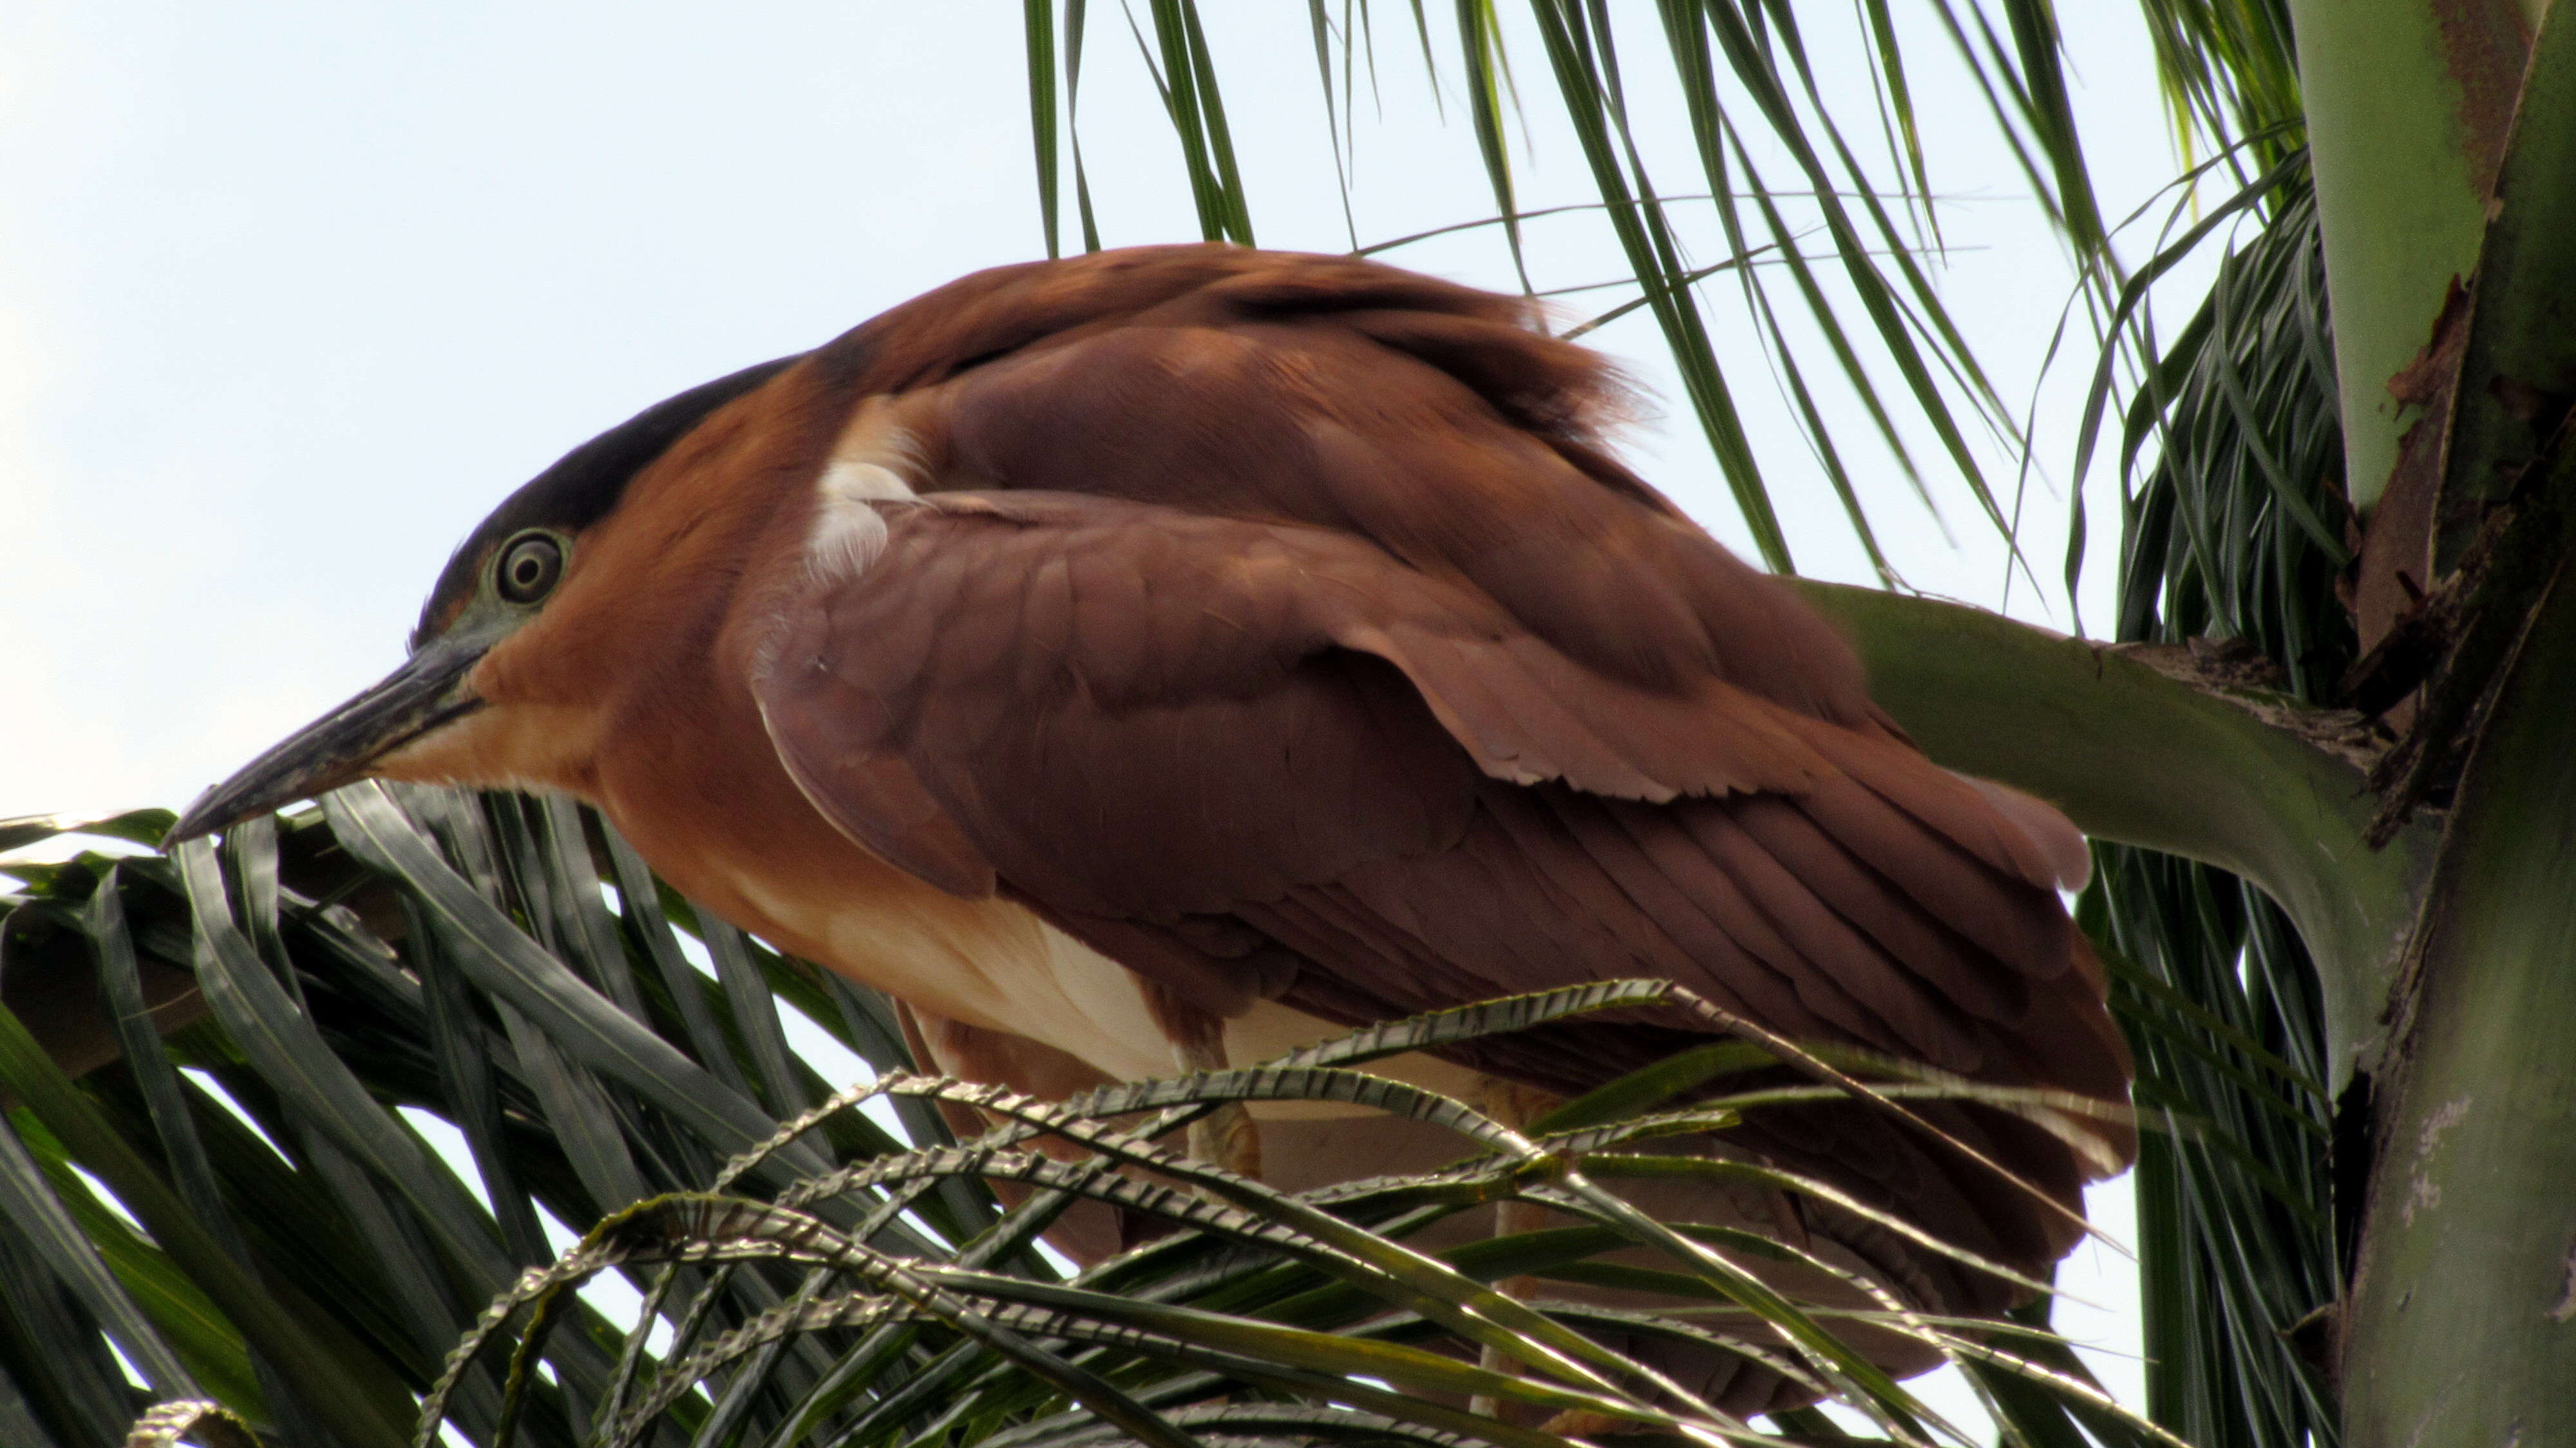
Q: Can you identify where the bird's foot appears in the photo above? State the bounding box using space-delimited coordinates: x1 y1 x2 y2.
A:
1535 1409 1643 1440
1187 1100 1264 1181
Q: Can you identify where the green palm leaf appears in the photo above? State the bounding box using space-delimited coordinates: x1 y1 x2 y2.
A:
0 799 2162 1448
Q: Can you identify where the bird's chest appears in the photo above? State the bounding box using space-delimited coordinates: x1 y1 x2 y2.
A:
660 832 1181 1082
627 808 1482 1115
598 741 1485 1112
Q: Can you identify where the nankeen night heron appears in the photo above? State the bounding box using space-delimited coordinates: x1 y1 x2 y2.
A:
175 244 2132 1415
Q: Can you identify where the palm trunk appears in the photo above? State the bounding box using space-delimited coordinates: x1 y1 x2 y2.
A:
2276 0 2576 1439
2284 0 2525 519
1838 4 2576 1430
2341 557 2576 1443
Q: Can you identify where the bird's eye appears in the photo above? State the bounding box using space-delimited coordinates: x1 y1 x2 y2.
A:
494 531 565 605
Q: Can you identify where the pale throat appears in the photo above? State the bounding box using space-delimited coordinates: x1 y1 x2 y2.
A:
373 699 601 798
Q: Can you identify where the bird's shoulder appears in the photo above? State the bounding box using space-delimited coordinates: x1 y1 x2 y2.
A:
793 244 1879 727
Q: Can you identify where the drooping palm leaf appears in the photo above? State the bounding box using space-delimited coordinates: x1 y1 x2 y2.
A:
1021 2 2119 575
427 977 2170 1448
1 795 2168 1448
2065 19 2345 1440
0 790 1008 1448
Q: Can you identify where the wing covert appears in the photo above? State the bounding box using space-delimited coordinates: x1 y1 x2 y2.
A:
746 490 2123 1104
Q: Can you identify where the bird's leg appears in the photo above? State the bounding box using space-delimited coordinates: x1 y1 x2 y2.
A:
1472 1076 1564 1424
1175 1036 1264 1181
1475 1079 1636 1438
1145 984 1264 1181
1479 1077 1655 1440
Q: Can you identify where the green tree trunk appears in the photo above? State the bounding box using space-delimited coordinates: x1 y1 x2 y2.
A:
2273 0 2576 1438
2342 559 2576 1443
2283 0 2524 517
1838 5 2576 1429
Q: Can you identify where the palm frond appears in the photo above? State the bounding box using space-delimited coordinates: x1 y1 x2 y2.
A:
2082 860 2338 1448
1019 1 2120 575
2025 13 2345 1440
428 986 2167 1448
2131 0 2305 175
2079 131 2348 1448
0 796 2166 1448
2081 158 2349 691
0 789 1010 1448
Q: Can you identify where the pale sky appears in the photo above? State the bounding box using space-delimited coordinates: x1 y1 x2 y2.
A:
4 1 2217 1431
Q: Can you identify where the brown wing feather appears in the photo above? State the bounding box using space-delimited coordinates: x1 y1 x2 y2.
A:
744 247 2132 1300
751 490 2128 1179
810 246 1873 719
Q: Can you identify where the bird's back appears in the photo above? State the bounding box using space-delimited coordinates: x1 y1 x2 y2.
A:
610 245 2136 1413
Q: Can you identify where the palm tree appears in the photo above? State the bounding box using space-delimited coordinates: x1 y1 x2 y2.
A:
3 3 2569 1446
1023 3 2573 1440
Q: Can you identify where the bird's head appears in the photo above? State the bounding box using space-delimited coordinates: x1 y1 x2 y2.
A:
167 356 801 843
165 242 1540 846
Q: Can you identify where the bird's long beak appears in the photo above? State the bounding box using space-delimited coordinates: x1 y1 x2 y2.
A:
166 627 496 843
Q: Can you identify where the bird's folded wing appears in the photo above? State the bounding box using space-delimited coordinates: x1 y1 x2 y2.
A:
748 490 2126 1101
743 247 2130 1302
